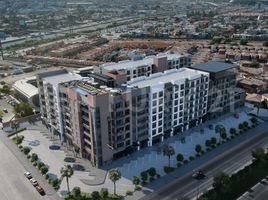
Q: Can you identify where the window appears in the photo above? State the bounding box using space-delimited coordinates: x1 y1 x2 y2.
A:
159 99 163 105
159 113 163 119
159 91 163 97
153 93 157 99
180 84 185 90
152 122 157 128
174 100 178 106
152 130 157 135
152 108 157 114
152 115 157 121
158 121 162 126
158 127 162 133
174 114 178 119
153 100 157 107
159 107 163 112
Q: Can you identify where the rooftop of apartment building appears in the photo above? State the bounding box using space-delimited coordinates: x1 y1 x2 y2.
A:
61 79 121 96
100 52 189 71
191 61 237 73
127 68 208 88
38 70 82 86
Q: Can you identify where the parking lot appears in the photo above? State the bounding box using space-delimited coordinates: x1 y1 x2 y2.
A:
0 95 16 123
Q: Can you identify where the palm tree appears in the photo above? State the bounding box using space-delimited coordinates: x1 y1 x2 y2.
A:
60 165 73 193
163 145 175 167
11 121 19 140
109 168 121 195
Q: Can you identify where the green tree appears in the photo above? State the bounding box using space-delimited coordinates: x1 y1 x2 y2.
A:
60 165 74 194
91 191 100 200
195 144 202 154
163 145 175 167
132 176 140 186
11 121 20 140
23 146 31 155
40 166 49 175
140 171 148 183
220 132 227 141
230 128 237 135
31 153 38 162
176 153 184 163
250 60 260 68
211 137 217 146
109 168 121 195
147 167 156 177
71 187 81 198
240 38 248 45
13 102 33 117
250 117 257 124
213 172 231 194
0 85 10 94
252 147 266 163
100 188 109 199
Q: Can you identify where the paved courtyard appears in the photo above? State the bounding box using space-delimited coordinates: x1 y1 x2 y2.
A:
104 109 257 180
14 108 260 196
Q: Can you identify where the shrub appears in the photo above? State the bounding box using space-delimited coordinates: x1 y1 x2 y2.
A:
201 150 205 155
140 171 148 182
156 174 160 179
189 156 195 161
100 188 109 199
27 155 31 159
134 185 141 191
91 191 100 200
211 137 217 146
40 166 49 175
37 161 45 170
132 176 140 186
23 147 31 155
126 190 133 196
147 167 157 177
15 135 24 145
195 144 202 154
33 161 37 167
31 153 38 162
45 174 49 179
250 117 258 124
18 145 23 149
164 166 175 174
176 153 184 163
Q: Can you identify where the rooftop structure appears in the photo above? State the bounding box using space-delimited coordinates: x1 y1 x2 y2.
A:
191 61 237 73
127 68 208 88
13 76 39 107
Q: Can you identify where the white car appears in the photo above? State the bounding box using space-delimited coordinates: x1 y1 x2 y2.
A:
30 178 38 186
24 172 32 179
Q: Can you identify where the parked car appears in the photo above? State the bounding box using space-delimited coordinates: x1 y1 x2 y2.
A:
3 108 8 113
64 157 76 163
30 178 38 186
36 185 45 195
73 164 85 171
24 172 32 179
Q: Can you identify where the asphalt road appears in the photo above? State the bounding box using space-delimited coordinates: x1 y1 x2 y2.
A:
142 124 268 200
0 138 49 200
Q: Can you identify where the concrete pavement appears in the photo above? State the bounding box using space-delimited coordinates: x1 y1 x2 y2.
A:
0 130 61 200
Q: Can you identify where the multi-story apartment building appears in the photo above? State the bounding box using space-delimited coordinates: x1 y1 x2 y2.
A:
95 52 191 83
189 61 244 118
126 68 209 148
58 80 132 167
36 70 82 139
